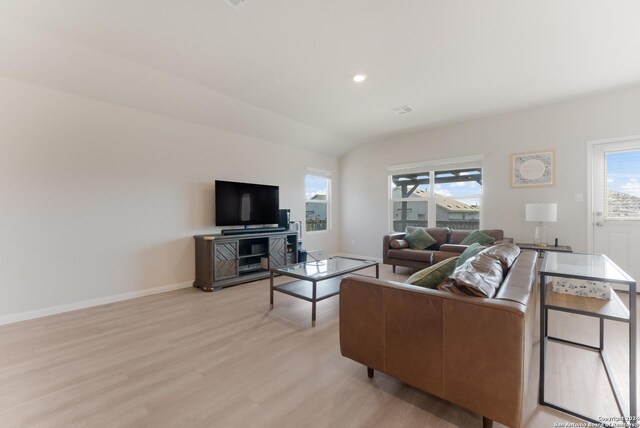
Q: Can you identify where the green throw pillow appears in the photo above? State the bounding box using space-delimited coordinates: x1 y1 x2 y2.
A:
403 227 437 250
459 230 496 246
405 257 459 288
456 243 486 267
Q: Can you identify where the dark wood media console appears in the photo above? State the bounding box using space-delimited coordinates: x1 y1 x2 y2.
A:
193 231 299 291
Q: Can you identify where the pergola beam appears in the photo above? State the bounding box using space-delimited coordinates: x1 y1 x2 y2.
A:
393 168 482 187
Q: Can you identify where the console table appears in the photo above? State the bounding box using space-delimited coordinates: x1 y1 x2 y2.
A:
539 252 636 425
193 231 298 291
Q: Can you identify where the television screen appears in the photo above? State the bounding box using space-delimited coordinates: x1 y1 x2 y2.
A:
215 180 279 226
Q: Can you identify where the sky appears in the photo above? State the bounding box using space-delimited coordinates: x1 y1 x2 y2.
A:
305 175 328 199
393 170 482 198
434 180 481 198
392 170 482 206
607 150 640 197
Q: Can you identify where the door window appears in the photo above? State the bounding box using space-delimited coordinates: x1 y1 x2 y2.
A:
605 150 640 219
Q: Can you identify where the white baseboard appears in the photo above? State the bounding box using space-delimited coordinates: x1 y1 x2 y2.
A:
0 280 193 326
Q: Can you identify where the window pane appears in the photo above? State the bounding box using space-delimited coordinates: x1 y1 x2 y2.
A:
391 173 430 197
435 198 480 230
392 201 428 232
306 202 327 231
606 150 640 219
434 168 482 197
305 175 328 200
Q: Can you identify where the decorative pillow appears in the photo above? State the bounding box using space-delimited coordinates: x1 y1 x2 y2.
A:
438 253 503 298
456 243 486 267
479 243 520 270
407 227 449 246
403 227 437 250
389 239 410 249
405 256 459 288
459 230 496 246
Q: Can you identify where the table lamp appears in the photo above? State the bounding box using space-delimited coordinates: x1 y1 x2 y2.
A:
525 203 557 247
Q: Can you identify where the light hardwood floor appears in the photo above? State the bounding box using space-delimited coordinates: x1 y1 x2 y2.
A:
0 264 634 427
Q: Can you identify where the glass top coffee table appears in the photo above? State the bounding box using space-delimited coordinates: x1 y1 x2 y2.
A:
270 256 379 327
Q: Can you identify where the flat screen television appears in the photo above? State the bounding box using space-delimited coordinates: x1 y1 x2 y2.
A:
215 180 279 226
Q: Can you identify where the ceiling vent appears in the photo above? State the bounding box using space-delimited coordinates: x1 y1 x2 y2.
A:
222 0 247 9
391 105 415 115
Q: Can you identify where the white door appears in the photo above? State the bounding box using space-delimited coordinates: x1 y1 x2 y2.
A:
591 138 640 283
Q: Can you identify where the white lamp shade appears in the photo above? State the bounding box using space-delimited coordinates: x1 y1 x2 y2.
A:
525 203 557 222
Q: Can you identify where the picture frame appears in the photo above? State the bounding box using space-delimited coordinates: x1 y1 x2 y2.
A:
511 150 555 188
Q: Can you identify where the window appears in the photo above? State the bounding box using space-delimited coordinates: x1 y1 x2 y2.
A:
391 173 430 230
389 157 483 232
605 149 640 219
306 174 330 232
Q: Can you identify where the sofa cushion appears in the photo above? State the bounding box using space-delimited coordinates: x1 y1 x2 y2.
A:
438 253 503 298
388 249 434 262
456 243 486 267
406 256 459 288
389 239 410 249
479 243 521 271
480 229 505 242
439 243 468 254
406 226 449 247
448 230 472 245
404 228 437 250
449 229 505 245
459 230 496 246
494 250 537 306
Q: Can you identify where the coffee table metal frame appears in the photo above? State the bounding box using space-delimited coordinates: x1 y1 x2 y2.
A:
539 252 636 427
516 243 573 258
270 256 379 326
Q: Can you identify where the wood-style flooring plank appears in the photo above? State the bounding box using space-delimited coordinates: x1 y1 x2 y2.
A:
0 264 631 427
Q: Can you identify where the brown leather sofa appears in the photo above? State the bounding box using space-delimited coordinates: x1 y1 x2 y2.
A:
340 249 537 428
383 228 513 272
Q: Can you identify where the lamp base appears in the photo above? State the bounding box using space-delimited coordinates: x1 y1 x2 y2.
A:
534 223 547 247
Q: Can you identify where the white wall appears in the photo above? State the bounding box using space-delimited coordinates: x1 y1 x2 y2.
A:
0 76 339 321
0 16 346 156
340 84 640 258
3 14 639 323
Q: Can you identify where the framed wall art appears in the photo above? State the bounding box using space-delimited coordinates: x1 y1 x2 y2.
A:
511 150 555 188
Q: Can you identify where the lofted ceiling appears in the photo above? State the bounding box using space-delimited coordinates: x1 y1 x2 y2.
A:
1 0 640 157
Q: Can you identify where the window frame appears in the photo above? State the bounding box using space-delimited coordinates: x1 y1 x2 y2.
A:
305 174 330 233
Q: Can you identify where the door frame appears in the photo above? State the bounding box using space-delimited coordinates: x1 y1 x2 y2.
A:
586 134 640 253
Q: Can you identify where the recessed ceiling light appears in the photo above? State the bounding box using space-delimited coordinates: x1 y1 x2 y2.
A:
352 73 367 83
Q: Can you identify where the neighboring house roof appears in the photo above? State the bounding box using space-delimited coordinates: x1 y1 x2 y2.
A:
392 187 479 213
309 193 327 201
435 199 479 213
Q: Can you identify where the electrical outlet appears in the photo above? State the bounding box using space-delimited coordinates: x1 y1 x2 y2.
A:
575 193 583 202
